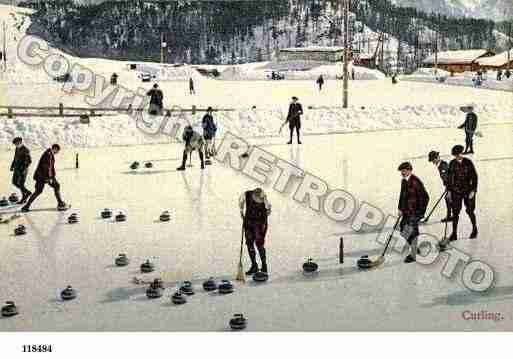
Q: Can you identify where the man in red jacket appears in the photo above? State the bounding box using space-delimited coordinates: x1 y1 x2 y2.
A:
397 162 430 263
21 144 67 212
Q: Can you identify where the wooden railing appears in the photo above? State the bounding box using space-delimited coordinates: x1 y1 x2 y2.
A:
0 104 235 119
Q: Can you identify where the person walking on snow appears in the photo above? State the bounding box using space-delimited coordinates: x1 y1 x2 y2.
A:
176 125 205 171
21 144 67 212
189 77 195 95
284 96 303 144
428 150 452 222
446 145 478 242
10 137 32 204
202 107 217 161
397 162 429 263
146 83 164 115
239 188 271 274
458 105 478 154
316 75 324 91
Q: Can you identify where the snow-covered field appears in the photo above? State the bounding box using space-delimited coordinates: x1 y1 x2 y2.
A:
0 4 513 332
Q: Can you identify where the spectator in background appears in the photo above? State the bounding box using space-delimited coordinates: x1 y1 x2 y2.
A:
316 75 325 91
146 83 164 115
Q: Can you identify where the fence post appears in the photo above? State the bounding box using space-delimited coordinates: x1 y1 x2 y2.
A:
7 107 13 119
59 103 64 116
192 105 196 115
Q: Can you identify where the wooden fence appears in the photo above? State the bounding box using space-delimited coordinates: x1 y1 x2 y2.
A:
0 104 236 119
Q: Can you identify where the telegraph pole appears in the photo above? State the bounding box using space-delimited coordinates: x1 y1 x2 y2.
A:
434 14 440 76
2 21 6 72
343 0 349 109
160 33 166 64
507 10 512 73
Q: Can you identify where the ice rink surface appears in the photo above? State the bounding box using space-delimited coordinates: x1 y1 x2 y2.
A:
0 121 512 331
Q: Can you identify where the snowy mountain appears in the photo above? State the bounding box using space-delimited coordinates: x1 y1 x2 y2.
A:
392 0 512 20
2 0 513 19
14 0 507 66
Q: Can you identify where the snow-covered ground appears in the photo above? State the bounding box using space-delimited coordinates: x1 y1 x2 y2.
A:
0 4 513 332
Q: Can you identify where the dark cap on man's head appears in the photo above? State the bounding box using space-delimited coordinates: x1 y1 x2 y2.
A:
207 106 213 112
153 83 158 88
397 162 413 171
428 150 439 162
451 145 464 156
51 144 61 151
12 137 22 145
292 96 298 100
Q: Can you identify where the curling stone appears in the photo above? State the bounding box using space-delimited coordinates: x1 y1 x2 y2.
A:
115 212 126 222
8 193 19 204
68 213 78 224
218 280 234 294
130 161 139 170
171 291 187 305
115 253 129 267
229 314 247 330
151 278 164 290
14 224 26 236
146 285 163 299
1 301 18 317
61 285 77 301
357 255 373 269
140 260 155 273
159 211 171 222
0 197 9 207
302 258 318 274
101 208 112 219
179 281 195 296
252 271 269 283
145 162 153 168
202 277 217 292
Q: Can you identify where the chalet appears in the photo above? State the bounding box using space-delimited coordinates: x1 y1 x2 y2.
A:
422 49 495 73
477 50 513 70
354 53 376 69
277 46 345 63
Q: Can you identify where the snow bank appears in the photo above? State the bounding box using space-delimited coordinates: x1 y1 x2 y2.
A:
402 70 513 92
0 102 508 149
411 67 450 77
218 62 384 81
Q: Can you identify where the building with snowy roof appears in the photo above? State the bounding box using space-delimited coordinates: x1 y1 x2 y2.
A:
422 49 495 73
476 50 513 70
277 46 345 63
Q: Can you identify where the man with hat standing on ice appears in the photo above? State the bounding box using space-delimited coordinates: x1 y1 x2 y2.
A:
284 96 303 145
445 145 478 242
428 150 452 222
397 162 429 263
458 104 478 154
202 107 217 163
239 188 272 274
